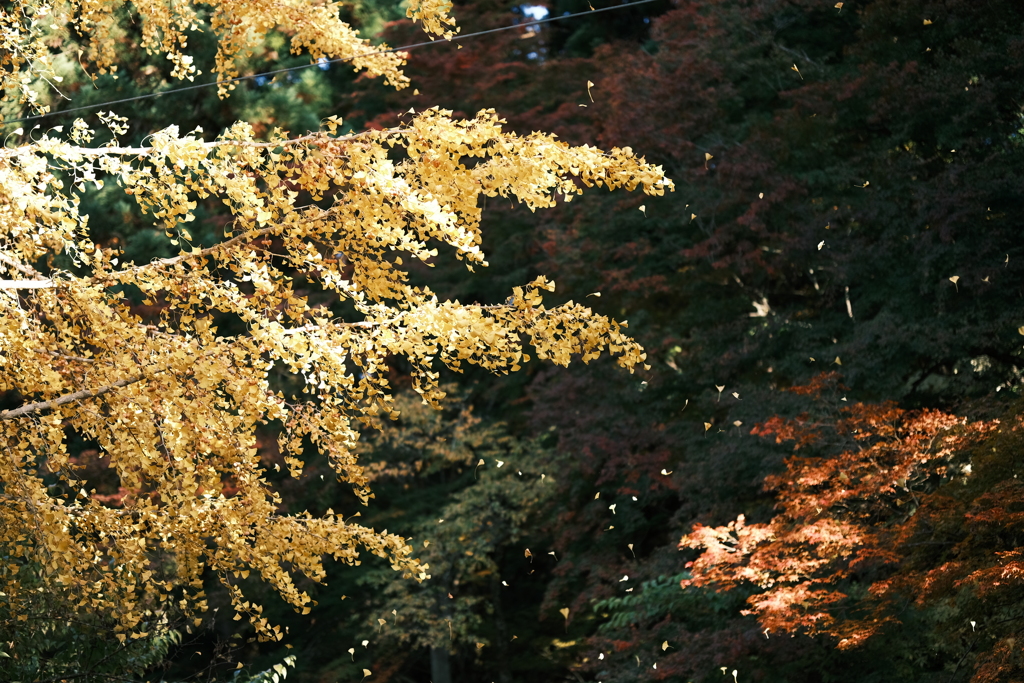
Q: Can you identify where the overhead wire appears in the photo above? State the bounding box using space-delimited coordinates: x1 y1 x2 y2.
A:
0 0 661 126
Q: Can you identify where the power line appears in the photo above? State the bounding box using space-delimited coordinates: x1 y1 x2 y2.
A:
0 0 660 126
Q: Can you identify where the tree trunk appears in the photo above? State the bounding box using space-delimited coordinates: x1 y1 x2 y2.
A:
430 646 452 683
491 576 513 683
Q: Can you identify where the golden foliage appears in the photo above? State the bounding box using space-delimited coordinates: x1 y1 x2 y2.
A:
0 0 672 645
1 0 420 109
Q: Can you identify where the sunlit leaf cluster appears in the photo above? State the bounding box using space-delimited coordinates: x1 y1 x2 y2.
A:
0 0 672 652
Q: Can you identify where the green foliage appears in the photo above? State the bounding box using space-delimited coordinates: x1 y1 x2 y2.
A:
0 607 180 682
594 573 739 633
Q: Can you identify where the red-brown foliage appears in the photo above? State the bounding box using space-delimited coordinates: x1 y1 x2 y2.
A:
681 374 1002 650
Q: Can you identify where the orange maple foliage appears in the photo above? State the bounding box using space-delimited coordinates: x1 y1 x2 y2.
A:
681 373 999 649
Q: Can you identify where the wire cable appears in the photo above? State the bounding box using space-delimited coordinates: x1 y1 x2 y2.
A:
0 0 661 126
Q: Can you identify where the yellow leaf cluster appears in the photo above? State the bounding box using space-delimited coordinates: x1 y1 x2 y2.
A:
1 0 426 111
0 0 672 644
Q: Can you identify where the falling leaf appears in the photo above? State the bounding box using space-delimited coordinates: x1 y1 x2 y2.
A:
594 492 601 499
661 469 673 475
348 648 355 660
639 205 646 216
559 608 570 619
631 495 638 501
949 275 960 291
1018 326 1024 336
662 641 669 651
619 575 629 582
362 669 372 679
835 2 843 10
704 422 712 432
609 504 617 514
732 392 740 399
586 80 595 102
818 240 825 250
236 662 244 670
599 653 605 660
716 385 725 401
763 628 770 639
525 548 533 560
834 356 842 365
791 64 803 79
923 18 933 24
502 580 509 586
733 420 742 427
496 460 504 468
587 292 601 297
628 543 635 557
691 213 696 221
361 640 369 647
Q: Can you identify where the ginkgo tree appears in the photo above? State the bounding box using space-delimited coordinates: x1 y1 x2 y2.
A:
0 0 671 659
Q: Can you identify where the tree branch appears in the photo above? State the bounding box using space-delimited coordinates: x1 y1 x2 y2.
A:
0 250 46 279
0 372 152 421
0 278 54 289
0 126 402 159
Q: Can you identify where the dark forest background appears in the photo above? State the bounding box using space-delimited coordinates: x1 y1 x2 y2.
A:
3 0 1024 681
